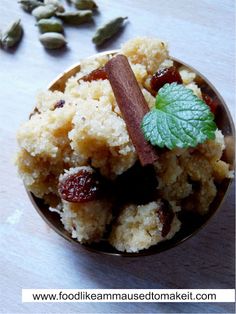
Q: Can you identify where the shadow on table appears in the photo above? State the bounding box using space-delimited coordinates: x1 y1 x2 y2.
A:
41 45 69 57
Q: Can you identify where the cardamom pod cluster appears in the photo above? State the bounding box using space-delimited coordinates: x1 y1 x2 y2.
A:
0 19 23 49
16 0 129 50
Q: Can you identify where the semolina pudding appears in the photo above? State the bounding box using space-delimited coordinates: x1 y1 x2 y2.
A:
16 37 233 253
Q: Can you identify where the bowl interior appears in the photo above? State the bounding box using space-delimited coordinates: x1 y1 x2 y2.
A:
29 51 235 257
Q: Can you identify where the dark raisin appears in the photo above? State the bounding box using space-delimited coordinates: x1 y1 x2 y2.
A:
78 67 108 82
58 169 101 203
54 99 65 109
202 93 218 114
150 66 183 93
157 201 174 237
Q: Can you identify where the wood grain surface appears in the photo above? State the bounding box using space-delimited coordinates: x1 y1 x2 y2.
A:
0 0 235 313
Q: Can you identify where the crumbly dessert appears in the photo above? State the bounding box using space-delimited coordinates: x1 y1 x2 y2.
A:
16 37 232 253
109 201 181 253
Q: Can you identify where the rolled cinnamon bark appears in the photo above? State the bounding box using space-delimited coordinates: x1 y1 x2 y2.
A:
105 54 158 166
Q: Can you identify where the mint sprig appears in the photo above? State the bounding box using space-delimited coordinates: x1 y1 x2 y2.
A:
141 83 216 149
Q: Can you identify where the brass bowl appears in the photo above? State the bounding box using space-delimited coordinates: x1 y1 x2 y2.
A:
28 51 235 256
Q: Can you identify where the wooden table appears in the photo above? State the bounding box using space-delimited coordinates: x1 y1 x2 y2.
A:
0 0 235 313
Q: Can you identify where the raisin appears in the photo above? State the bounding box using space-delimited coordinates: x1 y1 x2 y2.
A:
78 67 108 82
54 99 65 109
157 201 174 237
202 93 218 114
150 66 183 92
58 169 101 203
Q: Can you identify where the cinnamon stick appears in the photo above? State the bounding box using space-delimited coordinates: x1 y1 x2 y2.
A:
105 54 158 166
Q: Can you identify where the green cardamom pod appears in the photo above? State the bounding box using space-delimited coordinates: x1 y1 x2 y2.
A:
44 0 65 13
39 32 67 49
73 0 97 10
56 10 93 25
32 4 57 20
18 0 43 13
37 17 63 33
92 17 128 46
1 19 23 48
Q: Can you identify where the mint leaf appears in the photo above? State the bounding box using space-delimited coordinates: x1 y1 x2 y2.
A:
141 83 216 149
